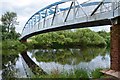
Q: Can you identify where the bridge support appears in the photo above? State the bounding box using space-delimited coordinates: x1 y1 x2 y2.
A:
101 24 120 78
20 39 27 43
110 24 120 71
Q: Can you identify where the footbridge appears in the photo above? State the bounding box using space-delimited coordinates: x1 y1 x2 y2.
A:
20 0 120 77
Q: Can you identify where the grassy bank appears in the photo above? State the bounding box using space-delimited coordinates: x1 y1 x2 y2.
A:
33 68 111 78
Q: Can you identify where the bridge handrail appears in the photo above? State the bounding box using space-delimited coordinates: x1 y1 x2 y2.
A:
22 0 71 33
21 0 120 39
22 0 101 34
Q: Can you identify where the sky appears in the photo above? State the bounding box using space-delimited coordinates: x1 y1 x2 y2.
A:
0 0 110 33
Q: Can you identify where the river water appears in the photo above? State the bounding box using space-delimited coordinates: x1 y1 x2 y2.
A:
1 47 110 79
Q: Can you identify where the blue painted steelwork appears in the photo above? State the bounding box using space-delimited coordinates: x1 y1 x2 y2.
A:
23 0 107 31
21 0 117 40
20 0 120 41
23 0 70 29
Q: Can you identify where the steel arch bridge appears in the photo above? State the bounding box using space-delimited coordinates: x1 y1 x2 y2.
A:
20 0 120 41
20 0 120 77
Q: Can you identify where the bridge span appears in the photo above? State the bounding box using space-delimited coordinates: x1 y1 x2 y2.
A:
20 0 120 41
20 0 120 78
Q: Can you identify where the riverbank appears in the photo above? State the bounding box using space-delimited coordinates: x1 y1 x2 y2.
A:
25 29 110 49
34 68 94 78
33 68 113 78
1 40 26 54
1 29 110 53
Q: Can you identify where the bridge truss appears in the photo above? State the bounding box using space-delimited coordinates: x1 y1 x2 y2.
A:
20 0 120 40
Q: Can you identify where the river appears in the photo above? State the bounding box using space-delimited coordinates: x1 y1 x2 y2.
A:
1 47 110 79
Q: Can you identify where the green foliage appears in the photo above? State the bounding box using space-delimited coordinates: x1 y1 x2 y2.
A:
1 12 18 32
1 11 20 40
0 11 24 51
70 69 89 78
2 40 26 52
33 68 89 78
34 48 106 65
91 68 103 78
97 30 110 47
74 29 106 46
28 29 108 48
33 68 106 78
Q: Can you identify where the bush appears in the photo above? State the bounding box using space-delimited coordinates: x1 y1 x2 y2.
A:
2 40 26 52
30 29 107 48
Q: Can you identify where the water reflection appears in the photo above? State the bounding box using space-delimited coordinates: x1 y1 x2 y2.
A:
2 50 34 79
21 51 46 75
2 50 19 80
27 47 110 74
1 47 110 78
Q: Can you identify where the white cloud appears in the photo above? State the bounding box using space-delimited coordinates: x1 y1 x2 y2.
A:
1 0 34 7
88 25 111 32
16 16 28 32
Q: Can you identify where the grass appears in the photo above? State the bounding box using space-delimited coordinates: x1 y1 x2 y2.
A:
91 68 104 78
32 68 109 78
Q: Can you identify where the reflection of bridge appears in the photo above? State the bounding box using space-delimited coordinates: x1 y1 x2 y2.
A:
20 0 120 78
21 51 46 75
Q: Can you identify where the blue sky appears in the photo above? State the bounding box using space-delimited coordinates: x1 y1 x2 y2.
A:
0 0 110 33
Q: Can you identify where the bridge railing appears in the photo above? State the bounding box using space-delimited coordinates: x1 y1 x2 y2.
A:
21 0 120 39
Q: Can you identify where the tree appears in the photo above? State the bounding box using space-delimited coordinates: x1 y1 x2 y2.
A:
0 25 7 33
97 30 110 46
0 11 20 40
1 12 18 33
